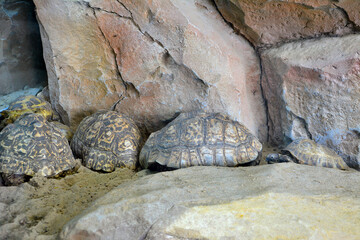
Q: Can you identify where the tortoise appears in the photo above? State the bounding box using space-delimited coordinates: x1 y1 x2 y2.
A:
50 121 74 141
266 139 349 170
0 95 53 129
71 110 143 172
139 111 262 170
0 113 78 186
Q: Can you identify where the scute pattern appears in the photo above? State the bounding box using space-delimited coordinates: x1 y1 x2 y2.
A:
71 111 143 172
0 113 77 186
1 95 53 129
140 112 262 169
285 139 349 170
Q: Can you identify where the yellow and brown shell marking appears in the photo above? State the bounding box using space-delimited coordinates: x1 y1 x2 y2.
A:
71 111 143 172
0 113 77 186
140 112 262 170
1 95 53 127
285 139 349 170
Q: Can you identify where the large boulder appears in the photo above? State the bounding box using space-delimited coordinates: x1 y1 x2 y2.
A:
214 0 359 47
262 34 360 169
0 0 46 95
34 0 267 139
60 164 360 239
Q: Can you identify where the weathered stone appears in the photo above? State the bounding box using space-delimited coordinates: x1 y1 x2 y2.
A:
262 34 360 169
336 0 360 28
34 0 126 129
34 0 267 139
214 0 358 47
60 164 360 239
0 0 46 95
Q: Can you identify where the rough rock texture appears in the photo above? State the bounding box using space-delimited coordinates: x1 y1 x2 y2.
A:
34 0 266 139
0 0 46 95
262 34 360 169
61 164 360 239
214 0 359 47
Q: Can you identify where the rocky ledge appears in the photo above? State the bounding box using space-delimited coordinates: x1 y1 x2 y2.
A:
61 163 360 240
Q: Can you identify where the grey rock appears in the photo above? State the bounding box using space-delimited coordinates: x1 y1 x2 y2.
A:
262 34 360 169
0 0 46 95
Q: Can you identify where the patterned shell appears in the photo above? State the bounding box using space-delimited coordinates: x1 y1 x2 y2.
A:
139 112 262 169
0 113 77 185
71 111 143 172
1 95 53 126
284 139 349 170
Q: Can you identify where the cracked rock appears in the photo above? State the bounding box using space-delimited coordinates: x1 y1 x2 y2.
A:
214 0 357 48
262 34 360 169
34 0 267 140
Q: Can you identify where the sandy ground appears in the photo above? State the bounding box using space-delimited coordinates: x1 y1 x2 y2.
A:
0 165 149 239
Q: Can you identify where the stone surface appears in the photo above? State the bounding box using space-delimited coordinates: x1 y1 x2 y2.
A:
34 0 127 128
0 0 46 95
34 0 267 139
60 164 360 239
214 0 358 47
262 34 360 169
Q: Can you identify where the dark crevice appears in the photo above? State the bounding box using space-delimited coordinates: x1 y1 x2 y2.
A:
257 55 270 143
211 0 269 141
334 4 360 31
82 0 208 100
84 1 140 98
210 0 255 49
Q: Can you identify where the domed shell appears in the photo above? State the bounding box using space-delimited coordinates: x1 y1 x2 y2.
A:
1 95 53 127
71 111 143 172
284 139 349 170
140 112 262 170
0 113 77 186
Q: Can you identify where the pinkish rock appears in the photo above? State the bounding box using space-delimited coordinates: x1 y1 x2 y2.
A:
34 0 267 140
214 0 357 47
0 0 46 95
262 34 360 169
34 0 127 128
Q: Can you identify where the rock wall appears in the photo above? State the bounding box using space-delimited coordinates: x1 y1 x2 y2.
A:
0 0 46 95
34 0 267 140
262 35 360 168
33 0 360 167
214 0 360 47
214 0 360 168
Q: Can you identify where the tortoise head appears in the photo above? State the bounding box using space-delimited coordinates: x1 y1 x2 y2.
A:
266 153 280 164
266 153 292 164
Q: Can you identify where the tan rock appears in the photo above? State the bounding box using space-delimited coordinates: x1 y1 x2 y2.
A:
34 0 127 128
262 34 360 169
214 0 356 47
60 164 360 239
34 0 267 139
336 0 360 28
0 0 46 95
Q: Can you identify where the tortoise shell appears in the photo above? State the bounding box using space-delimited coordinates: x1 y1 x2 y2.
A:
71 111 143 172
284 139 349 170
1 95 53 128
139 112 262 170
0 113 77 186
